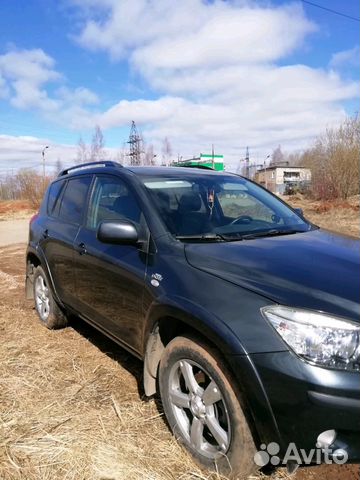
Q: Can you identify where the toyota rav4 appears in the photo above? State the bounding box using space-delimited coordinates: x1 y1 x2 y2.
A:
26 161 360 478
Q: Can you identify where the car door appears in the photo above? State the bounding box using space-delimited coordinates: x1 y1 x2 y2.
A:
40 175 93 308
73 174 148 355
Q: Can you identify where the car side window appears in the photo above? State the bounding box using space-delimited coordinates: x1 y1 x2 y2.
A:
47 179 65 216
87 176 142 229
58 176 92 225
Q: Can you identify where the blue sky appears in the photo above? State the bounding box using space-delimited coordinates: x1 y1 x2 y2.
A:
0 0 359 173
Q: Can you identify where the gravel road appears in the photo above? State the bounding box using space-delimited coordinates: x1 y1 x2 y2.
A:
0 219 29 247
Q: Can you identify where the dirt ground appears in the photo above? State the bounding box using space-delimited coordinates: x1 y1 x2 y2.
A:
284 194 359 238
1 203 360 479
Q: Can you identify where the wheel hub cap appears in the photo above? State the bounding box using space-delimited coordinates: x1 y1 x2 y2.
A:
190 395 206 419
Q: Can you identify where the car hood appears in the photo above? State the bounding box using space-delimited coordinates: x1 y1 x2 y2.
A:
184 229 360 322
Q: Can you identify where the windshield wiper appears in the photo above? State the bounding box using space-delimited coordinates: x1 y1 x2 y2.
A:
240 229 304 240
176 229 305 242
175 233 227 242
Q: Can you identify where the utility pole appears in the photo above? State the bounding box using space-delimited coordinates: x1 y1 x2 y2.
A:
245 146 250 178
211 144 215 169
127 121 142 166
264 154 270 189
42 146 49 189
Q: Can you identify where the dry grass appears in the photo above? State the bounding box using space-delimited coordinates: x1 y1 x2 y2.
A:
0 200 36 221
284 194 360 238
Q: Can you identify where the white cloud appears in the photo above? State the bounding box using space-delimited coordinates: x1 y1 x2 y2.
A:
76 1 314 67
0 48 99 117
0 135 77 173
0 49 60 110
69 0 358 168
132 5 315 71
330 46 360 69
0 73 9 99
56 86 99 106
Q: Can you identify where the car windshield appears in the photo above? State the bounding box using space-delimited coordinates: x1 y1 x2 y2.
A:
142 173 311 240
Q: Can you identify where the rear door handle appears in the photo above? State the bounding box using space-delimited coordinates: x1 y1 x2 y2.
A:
77 242 87 255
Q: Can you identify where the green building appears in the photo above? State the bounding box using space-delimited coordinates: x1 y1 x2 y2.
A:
172 153 224 171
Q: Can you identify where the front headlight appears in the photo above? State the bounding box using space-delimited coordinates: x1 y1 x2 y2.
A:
262 305 360 371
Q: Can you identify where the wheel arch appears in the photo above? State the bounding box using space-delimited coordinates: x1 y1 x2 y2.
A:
25 247 61 305
142 302 246 398
143 304 282 449
26 250 42 299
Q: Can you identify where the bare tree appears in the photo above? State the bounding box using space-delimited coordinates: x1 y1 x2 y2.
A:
271 145 285 165
14 169 50 208
55 158 63 176
161 137 172 166
297 115 360 200
144 144 157 166
77 136 88 164
90 125 105 162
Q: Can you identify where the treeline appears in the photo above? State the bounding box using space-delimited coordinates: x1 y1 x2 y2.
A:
0 170 52 208
288 116 359 200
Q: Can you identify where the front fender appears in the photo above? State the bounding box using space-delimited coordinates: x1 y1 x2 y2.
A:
143 294 248 356
142 295 282 449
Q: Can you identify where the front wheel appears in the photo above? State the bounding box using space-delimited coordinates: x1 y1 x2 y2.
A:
159 336 258 479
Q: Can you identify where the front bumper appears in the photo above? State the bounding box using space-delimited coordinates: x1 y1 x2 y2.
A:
235 351 360 463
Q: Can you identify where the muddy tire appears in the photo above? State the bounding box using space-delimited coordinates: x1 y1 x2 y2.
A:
33 266 68 329
159 335 258 479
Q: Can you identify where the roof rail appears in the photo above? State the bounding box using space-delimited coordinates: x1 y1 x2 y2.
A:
58 161 123 177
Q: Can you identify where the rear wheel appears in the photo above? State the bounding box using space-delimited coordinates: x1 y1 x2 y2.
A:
159 336 258 479
33 266 68 329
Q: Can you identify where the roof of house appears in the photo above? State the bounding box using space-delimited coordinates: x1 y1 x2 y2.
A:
256 165 309 173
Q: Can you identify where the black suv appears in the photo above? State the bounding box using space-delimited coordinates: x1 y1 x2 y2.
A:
26 161 360 478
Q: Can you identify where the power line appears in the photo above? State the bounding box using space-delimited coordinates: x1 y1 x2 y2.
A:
301 0 360 22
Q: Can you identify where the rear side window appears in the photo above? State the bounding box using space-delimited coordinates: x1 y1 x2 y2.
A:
47 180 65 216
58 176 92 225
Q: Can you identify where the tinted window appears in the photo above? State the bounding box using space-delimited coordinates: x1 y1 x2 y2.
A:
47 180 65 216
59 176 92 225
87 176 141 229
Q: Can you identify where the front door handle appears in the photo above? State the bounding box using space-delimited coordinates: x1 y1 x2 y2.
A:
77 242 87 255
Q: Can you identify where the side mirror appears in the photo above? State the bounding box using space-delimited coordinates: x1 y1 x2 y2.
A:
294 207 304 217
97 220 138 245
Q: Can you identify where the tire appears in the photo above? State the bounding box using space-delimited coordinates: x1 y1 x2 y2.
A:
33 266 68 329
159 335 258 479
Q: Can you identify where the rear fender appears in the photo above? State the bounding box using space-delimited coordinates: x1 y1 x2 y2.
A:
26 245 64 307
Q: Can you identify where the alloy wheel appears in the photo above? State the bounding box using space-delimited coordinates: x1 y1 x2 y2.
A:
35 274 50 321
168 359 231 459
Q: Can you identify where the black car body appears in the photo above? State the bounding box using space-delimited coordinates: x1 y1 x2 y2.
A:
26 161 360 478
